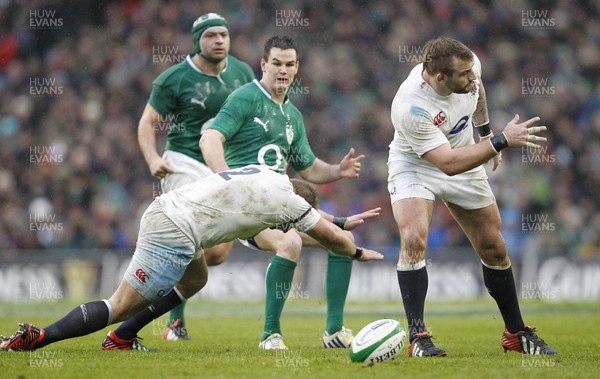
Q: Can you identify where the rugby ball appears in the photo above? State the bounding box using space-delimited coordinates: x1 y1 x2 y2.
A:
349 319 406 364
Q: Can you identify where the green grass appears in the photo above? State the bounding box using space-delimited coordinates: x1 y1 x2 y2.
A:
1 299 598 379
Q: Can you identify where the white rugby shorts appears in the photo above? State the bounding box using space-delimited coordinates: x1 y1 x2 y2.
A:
387 162 495 210
161 150 213 193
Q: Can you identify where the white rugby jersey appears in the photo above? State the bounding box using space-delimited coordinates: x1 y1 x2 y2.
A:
157 165 320 248
388 54 484 175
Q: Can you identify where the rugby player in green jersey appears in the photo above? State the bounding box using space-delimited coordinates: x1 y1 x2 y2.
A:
201 36 374 349
137 13 254 341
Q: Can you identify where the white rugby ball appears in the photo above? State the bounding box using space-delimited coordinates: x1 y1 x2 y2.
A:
349 319 406 364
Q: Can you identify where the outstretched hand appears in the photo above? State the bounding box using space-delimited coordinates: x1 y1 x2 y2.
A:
502 114 547 149
339 148 365 178
356 247 384 262
344 207 381 231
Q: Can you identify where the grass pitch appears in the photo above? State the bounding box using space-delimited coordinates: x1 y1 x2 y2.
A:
0 299 598 379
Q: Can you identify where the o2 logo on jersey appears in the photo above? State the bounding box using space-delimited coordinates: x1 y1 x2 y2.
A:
257 144 284 171
449 115 469 135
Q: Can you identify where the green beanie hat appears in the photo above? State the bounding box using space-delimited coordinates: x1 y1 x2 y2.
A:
192 13 229 55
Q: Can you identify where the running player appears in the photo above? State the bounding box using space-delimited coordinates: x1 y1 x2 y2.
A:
200 36 366 349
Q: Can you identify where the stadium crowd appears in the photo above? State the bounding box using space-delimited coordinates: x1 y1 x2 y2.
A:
0 0 599 260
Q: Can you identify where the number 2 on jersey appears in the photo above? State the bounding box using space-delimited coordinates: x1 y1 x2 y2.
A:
218 166 261 181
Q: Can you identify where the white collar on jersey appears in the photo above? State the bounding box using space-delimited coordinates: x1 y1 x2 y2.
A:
253 79 290 104
186 54 228 77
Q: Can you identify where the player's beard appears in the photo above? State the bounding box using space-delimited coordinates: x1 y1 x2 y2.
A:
448 80 473 94
200 52 227 64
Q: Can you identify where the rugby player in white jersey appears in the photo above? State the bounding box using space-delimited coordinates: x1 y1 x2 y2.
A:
387 37 556 357
0 166 383 352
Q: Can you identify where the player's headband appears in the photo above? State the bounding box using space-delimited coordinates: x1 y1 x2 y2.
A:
192 13 229 55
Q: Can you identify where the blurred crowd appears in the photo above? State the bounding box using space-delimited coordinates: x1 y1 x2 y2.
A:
1 0 599 260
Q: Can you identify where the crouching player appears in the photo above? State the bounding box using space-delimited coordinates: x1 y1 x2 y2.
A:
0 166 383 351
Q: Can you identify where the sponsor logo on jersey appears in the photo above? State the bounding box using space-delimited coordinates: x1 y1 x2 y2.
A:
191 97 207 109
433 111 447 127
449 115 469 135
253 117 270 132
135 269 149 284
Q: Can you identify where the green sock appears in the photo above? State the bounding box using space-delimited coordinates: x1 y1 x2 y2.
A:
262 255 296 341
168 300 186 326
325 254 352 335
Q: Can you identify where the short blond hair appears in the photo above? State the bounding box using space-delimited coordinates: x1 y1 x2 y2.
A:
422 37 473 76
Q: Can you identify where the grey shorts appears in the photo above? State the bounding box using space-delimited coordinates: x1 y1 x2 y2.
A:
124 201 196 302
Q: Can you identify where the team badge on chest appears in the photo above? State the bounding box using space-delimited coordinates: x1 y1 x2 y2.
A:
286 124 294 145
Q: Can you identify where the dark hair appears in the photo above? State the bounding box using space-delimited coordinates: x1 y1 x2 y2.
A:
290 179 319 208
422 37 473 76
263 36 299 61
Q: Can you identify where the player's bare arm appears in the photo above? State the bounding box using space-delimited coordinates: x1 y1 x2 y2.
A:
318 207 381 231
306 218 383 261
199 129 230 173
298 148 364 184
138 103 174 179
473 81 489 127
473 81 502 171
424 114 546 176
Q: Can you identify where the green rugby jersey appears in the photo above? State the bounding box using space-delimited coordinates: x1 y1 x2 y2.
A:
210 79 316 173
148 54 254 162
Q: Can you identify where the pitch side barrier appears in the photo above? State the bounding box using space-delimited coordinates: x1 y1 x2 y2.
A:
0 247 598 301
